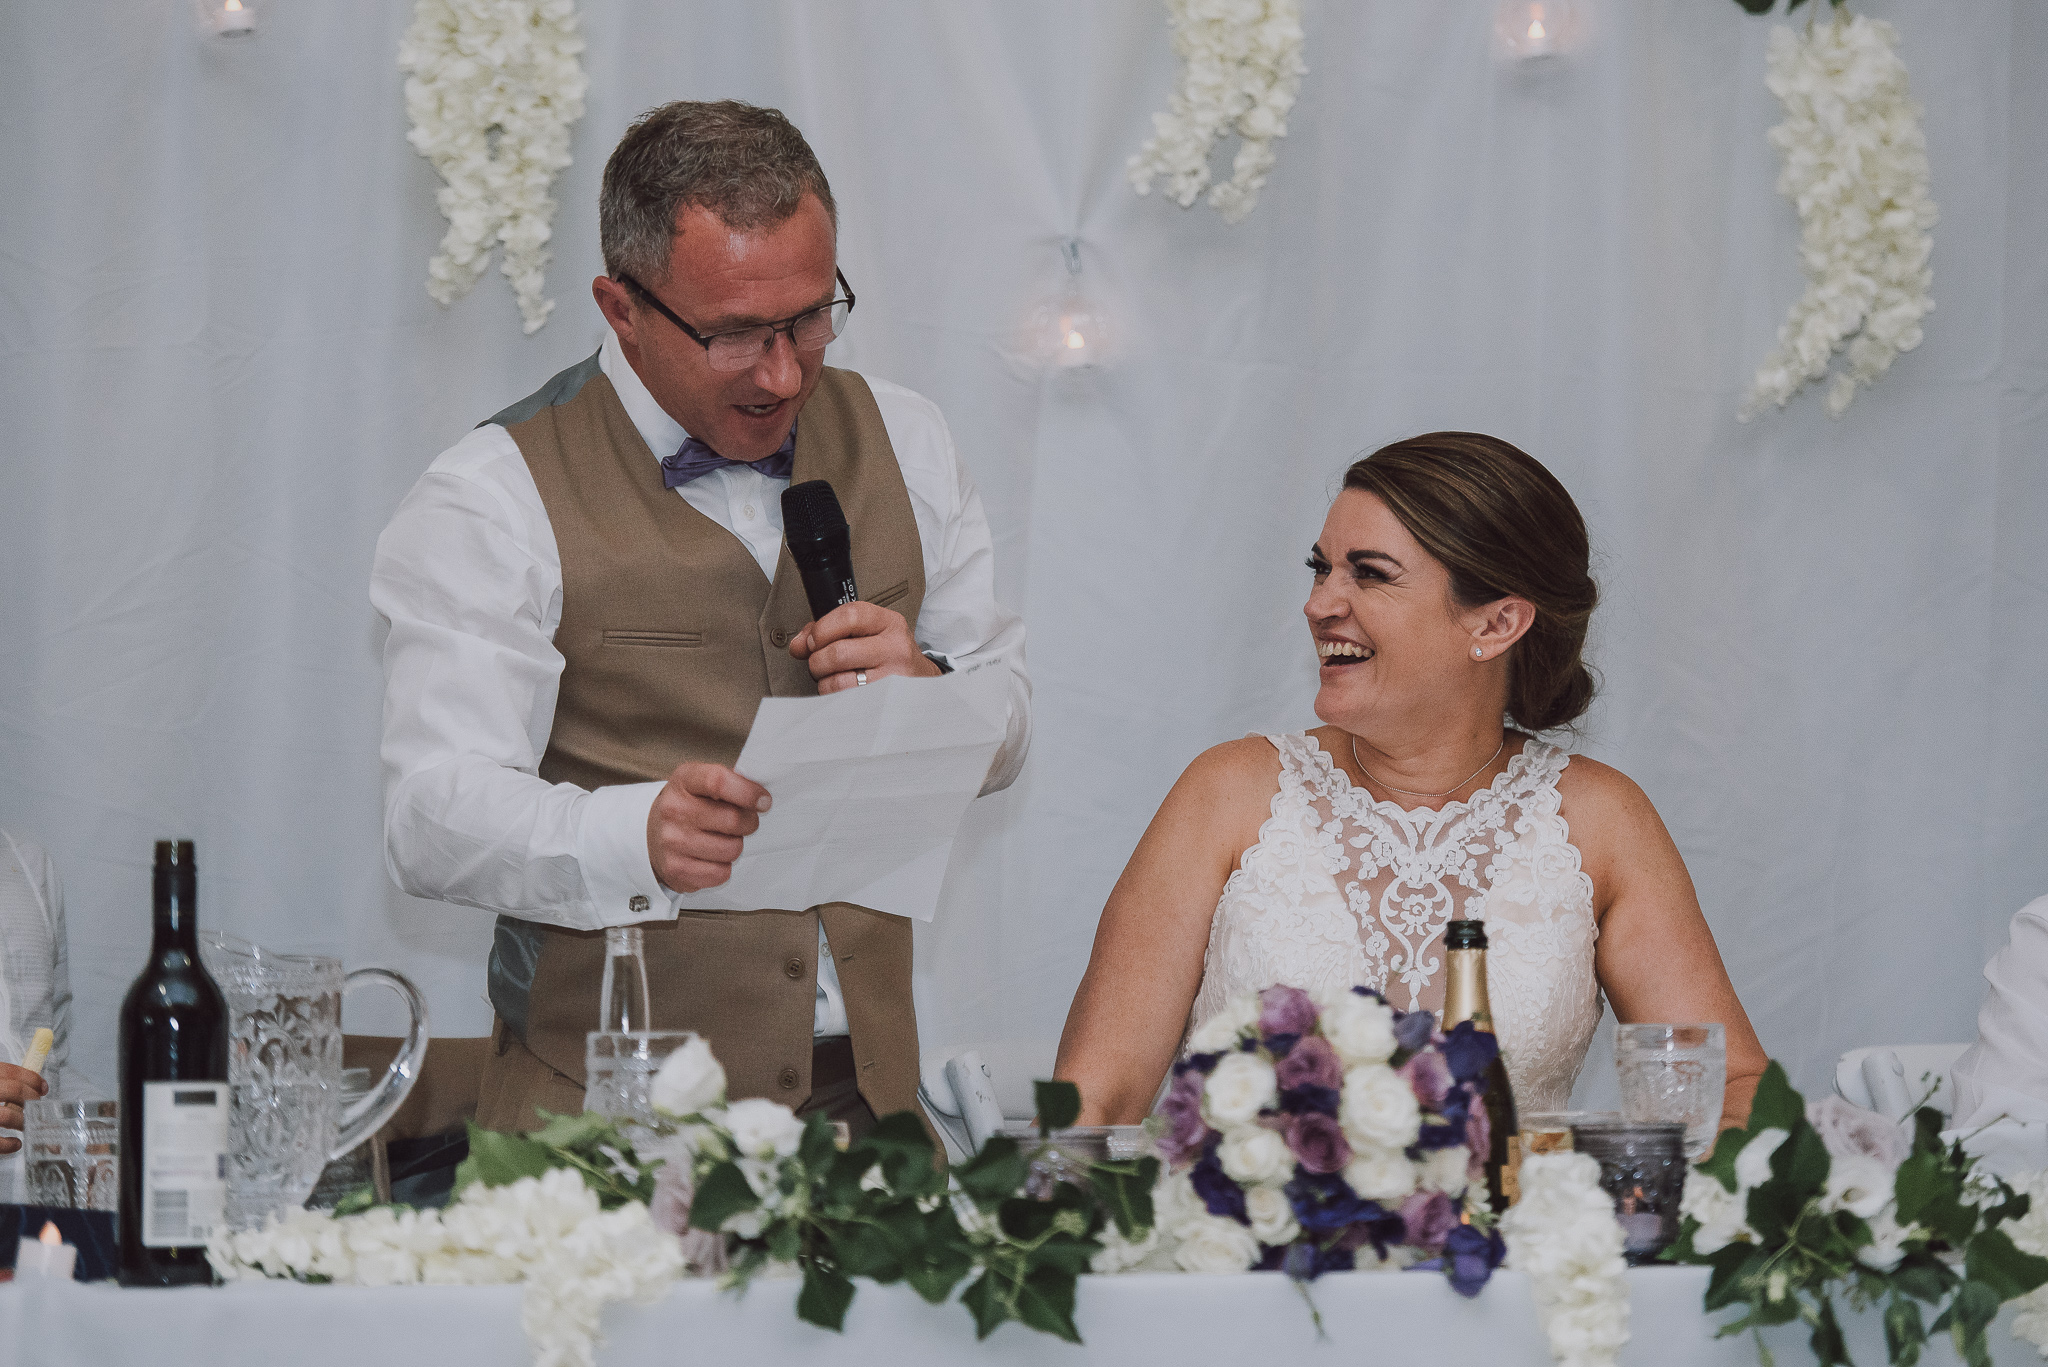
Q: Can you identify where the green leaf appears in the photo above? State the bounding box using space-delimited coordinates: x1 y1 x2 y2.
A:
1013 1265 1083 1344
855 1111 939 1193
527 1109 618 1151
960 1271 1008 1341
1031 1234 1101 1279
1945 1281 2000 1367
904 1239 976 1305
1734 0 1777 13
1698 1126 1747 1194
687 1160 760 1234
796 1264 856 1333
1885 1294 1927 1367
1706 1245 1770 1312
956 1136 1028 1202
1035 1080 1081 1134
331 1182 379 1216
1091 1156 1160 1237
1965 1225 2048 1301
1809 1295 1849 1367
826 1221 906 1282
454 1121 557 1194
798 1111 841 1170
1910 1107 1946 1157
1894 1151 1948 1226
1891 1260 1953 1304
1775 1124 1831 1197
1983 1188 2030 1229
1749 1062 1806 1135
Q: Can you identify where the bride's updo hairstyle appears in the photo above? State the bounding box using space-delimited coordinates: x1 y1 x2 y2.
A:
1343 432 1598 732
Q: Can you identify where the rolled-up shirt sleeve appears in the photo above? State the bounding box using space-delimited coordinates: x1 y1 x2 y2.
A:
372 427 676 931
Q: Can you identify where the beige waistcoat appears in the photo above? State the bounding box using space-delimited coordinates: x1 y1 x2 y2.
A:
479 360 926 1131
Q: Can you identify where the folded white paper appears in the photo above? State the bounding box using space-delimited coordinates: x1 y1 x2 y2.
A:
686 666 1009 920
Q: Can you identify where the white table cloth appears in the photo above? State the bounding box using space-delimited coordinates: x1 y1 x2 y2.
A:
0 1266 2036 1367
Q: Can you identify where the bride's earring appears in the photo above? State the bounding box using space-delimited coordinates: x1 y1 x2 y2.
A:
1472 647 1484 659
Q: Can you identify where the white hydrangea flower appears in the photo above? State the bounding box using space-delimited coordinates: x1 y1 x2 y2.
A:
397 0 589 333
1742 12 1937 418
721 1098 806 1161
1500 1152 1631 1367
1734 1128 1789 1192
1128 0 1307 224
1818 1152 1895 1221
1089 1219 1163 1274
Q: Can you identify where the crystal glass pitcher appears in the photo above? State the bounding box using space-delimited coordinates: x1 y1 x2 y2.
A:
199 933 428 1230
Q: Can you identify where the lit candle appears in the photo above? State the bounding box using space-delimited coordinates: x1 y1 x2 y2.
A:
212 0 256 36
1523 5 1558 57
14 1221 78 1281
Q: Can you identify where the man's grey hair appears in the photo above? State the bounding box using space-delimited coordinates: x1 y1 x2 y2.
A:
599 100 837 285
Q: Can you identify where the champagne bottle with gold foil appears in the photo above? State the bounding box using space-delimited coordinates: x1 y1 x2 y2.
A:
1442 918 1520 1212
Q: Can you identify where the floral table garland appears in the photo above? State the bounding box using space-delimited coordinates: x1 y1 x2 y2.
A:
396 0 587 334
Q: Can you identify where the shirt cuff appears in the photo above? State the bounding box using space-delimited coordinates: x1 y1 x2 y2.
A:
576 781 679 926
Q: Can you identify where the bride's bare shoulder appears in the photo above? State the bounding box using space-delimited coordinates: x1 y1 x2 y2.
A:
1553 752 1675 849
1157 736 1285 833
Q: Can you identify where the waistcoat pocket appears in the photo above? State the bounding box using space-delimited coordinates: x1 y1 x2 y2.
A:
865 579 910 609
602 629 704 648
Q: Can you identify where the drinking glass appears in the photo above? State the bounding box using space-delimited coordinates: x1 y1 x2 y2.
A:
1570 1120 1688 1264
24 1098 119 1211
1615 1023 1725 1160
584 1031 701 1128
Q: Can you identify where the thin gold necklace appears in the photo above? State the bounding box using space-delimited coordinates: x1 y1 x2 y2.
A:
1350 733 1506 799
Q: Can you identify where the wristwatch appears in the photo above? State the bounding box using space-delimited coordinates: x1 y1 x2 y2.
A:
923 652 954 675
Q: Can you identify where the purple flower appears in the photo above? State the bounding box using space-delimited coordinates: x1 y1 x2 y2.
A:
1465 1101 1492 1168
1335 1209 1407 1260
1191 1140 1249 1223
1437 1021 1499 1084
1400 1048 1452 1110
1442 1222 1505 1298
1398 1190 1458 1254
1282 1241 1355 1281
1392 1009 1436 1055
1285 1171 1385 1235
1276 1035 1343 1092
1258 986 1320 1053
1155 1066 1211 1166
1286 1112 1353 1175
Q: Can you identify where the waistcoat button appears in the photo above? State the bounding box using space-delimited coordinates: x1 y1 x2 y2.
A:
771 629 790 647
779 1067 799 1089
784 957 803 979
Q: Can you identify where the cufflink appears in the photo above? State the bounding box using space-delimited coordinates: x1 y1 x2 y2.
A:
629 895 650 913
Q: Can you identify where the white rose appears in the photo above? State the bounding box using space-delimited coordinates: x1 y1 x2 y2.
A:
1819 1153 1895 1220
1857 1207 1912 1272
1339 1065 1422 1150
1735 1128 1790 1192
1219 1124 1293 1186
1319 992 1398 1067
650 1035 726 1117
1172 1214 1261 1274
1203 1052 1278 1127
1681 1172 1753 1255
1344 1145 1418 1201
1090 1220 1162 1274
723 1097 806 1160
1418 1145 1472 1196
1244 1184 1300 1245
1188 994 1260 1053
1154 1171 1207 1233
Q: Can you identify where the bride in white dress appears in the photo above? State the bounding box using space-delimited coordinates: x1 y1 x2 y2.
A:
1056 432 1765 1126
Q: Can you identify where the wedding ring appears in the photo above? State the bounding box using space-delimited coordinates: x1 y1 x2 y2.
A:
855 671 868 686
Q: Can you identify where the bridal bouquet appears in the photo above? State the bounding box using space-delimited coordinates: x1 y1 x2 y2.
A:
1150 984 1507 1292
1666 1062 2048 1367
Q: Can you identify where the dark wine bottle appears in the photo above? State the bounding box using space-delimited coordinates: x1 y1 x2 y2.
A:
118 840 231 1286
1441 918 1521 1213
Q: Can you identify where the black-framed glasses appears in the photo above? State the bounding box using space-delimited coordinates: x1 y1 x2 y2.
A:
616 268 855 372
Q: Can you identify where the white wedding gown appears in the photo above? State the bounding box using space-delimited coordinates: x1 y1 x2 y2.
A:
1188 733 1602 1113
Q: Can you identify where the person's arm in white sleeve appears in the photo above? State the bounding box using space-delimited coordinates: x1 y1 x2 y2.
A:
34 842 68 1093
1951 897 2048 1130
372 427 676 930
872 381 1031 796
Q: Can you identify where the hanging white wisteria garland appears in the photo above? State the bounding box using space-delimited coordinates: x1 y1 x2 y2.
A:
1741 7 1937 419
397 0 588 334
1128 0 1307 225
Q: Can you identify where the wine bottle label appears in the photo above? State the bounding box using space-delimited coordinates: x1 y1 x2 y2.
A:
141 1082 229 1248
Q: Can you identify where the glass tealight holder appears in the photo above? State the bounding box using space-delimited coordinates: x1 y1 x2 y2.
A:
1570 1120 1688 1264
24 1099 119 1211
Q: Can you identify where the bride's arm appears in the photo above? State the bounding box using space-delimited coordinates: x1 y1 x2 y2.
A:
1055 740 1278 1126
1566 759 1769 1129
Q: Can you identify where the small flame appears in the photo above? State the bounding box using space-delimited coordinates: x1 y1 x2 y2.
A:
1528 18 1546 40
225 0 245 10
1064 329 1086 350
38 1221 61 1247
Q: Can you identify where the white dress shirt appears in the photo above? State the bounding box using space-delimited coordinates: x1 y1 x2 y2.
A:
372 331 1029 1036
1952 896 2048 1129
0 830 71 1200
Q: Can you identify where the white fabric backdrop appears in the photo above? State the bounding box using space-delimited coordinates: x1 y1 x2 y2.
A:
1 1 2041 1103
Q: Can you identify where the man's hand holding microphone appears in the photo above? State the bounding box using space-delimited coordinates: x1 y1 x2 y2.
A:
645 481 939 893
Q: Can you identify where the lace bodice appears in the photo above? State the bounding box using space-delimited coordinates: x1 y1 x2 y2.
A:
1189 733 1601 1113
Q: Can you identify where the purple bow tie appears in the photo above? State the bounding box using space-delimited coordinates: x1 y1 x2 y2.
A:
660 426 797 488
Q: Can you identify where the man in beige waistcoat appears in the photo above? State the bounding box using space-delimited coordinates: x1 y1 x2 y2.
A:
371 102 1030 1138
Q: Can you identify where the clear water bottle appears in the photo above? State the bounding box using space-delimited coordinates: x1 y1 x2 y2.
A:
599 927 652 1033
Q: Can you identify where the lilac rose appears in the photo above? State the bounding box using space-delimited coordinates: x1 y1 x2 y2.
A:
1155 1065 1211 1166
1259 985 1320 1045
1806 1096 1910 1171
1400 1048 1453 1110
1464 1100 1492 1174
1287 1111 1353 1174
1276 1035 1344 1094
649 1162 729 1275
1398 1189 1458 1253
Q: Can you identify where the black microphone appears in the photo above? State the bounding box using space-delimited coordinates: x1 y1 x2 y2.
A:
781 479 859 621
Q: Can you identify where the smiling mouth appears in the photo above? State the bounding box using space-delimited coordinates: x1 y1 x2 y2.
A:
736 400 784 417
1318 641 1373 667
